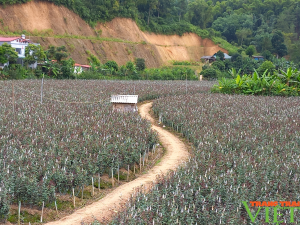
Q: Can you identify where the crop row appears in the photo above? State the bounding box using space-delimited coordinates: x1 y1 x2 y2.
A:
110 93 300 224
0 80 212 220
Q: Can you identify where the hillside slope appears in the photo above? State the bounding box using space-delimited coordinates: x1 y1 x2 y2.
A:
0 1 227 67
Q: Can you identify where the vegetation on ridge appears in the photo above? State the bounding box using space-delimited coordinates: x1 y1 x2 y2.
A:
0 0 295 61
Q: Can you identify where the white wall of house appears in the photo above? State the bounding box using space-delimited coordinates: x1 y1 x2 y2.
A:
74 66 83 74
10 40 27 58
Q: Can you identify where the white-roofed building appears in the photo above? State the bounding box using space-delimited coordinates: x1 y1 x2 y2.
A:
0 34 39 68
111 95 138 112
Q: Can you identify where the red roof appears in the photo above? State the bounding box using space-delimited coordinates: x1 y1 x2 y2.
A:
0 37 19 42
81 65 91 68
0 37 33 43
74 63 91 68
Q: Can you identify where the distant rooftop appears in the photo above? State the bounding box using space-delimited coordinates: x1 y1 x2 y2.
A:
201 56 215 59
213 53 232 59
111 95 138 104
75 63 91 68
0 36 33 43
0 37 19 42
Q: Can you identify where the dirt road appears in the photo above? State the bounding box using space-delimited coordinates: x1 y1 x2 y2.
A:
45 102 189 225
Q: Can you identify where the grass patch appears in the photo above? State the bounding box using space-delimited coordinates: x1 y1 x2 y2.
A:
212 36 239 53
8 211 40 223
46 199 74 210
94 180 112 189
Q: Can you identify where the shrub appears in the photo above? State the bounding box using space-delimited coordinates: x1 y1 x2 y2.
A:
245 45 255 57
104 60 119 71
257 60 275 75
262 50 272 60
200 67 218 80
135 58 146 71
212 60 225 71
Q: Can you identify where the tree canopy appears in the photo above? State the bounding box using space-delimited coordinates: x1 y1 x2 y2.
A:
25 44 46 65
0 43 18 64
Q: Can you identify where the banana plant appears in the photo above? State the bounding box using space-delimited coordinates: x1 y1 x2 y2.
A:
260 69 278 92
277 67 299 86
235 74 249 88
242 70 263 95
229 68 241 78
212 77 237 94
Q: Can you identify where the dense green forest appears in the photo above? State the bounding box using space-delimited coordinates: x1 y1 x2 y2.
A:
1 0 300 62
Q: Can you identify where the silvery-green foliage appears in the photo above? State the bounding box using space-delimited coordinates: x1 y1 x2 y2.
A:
110 93 300 224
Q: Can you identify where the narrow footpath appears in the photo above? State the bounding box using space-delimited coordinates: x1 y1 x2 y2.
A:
45 102 189 225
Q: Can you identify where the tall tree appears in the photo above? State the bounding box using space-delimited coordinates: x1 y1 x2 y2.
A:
46 45 69 63
176 0 188 22
235 28 252 46
148 0 158 25
276 7 296 33
272 31 287 58
212 13 253 43
186 0 213 29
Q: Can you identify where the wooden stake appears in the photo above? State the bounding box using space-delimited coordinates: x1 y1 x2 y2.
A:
112 168 114 187
55 200 58 217
73 188 75 207
81 185 84 200
127 165 129 181
41 201 44 222
117 165 119 183
98 174 101 192
140 154 142 173
18 201 21 225
12 82 15 120
40 75 44 104
92 177 94 196
134 163 135 174
147 148 149 161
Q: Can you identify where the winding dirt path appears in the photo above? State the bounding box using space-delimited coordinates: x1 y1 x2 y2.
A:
45 102 189 225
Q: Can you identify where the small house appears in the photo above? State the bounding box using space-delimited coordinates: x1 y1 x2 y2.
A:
222 53 232 60
111 95 138 112
213 53 232 60
201 56 216 63
74 63 92 74
0 34 39 68
252 56 264 61
201 53 232 63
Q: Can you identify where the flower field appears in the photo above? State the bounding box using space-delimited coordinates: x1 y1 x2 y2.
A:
110 93 300 224
0 80 212 220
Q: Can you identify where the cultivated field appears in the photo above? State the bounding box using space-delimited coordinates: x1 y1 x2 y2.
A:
0 80 211 222
111 93 300 224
